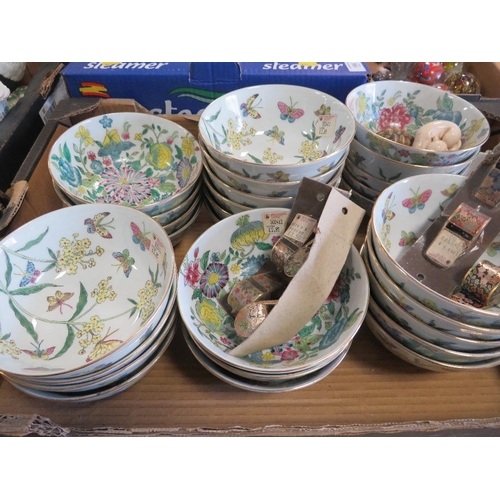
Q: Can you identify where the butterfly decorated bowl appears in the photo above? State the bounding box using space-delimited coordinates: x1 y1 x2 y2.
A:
0 204 176 378
198 84 355 181
177 207 369 374
201 140 345 198
48 112 203 216
348 137 476 184
364 229 500 345
344 157 391 194
371 173 500 328
345 81 489 166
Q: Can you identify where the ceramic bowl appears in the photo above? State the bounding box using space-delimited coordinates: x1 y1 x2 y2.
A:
364 228 500 345
371 173 500 328
365 311 500 372
198 84 355 180
344 157 391 193
203 162 295 209
347 137 476 184
345 81 489 166
49 112 203 216
201 139 346 197
168 203 202 247
342 166 380 201
204 175 250 214
152 182 201 226
162 197 202 236
177 207 369 375
0 204 176 378
339 178 374 214
203 188 232 221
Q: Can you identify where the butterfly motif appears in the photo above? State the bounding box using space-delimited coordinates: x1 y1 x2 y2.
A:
333 125 346 144
399 230 417 247
240 94 262 119
278 99 305 123
264 125 285 145
382 193 396 224
47 291 74 314
19 261 41 287
21 345 56 359
441 184 460 197
84 212 114 239
314 104 331 116
402 189 432 214
131 222 151 251
112 249 135 278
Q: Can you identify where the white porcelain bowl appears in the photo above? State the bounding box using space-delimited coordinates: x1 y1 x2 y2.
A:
177 207 369 375
0 204 176 378
344 157 390 194
364 229 500 345
371 173 500 328
345 81 489 166
49 112 203 216
348 137 476 183
199 84 355 180
201 139 346 197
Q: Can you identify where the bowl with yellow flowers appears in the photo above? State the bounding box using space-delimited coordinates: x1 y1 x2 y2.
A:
49 112 202 216
0 204 176 379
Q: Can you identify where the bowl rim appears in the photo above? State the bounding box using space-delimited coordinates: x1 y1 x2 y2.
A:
199 83 356 168
346 80 490 155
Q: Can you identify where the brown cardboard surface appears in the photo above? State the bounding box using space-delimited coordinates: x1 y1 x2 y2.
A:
2 112 500 437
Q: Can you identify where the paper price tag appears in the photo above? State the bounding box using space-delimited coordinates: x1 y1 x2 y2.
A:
317 115 337 137
284 213 317 245
150 233 166 267
262 211 288 235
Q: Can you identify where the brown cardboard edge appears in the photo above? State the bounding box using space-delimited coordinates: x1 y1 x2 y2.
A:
2 413 500 437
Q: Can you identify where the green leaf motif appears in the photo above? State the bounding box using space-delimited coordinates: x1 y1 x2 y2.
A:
319 317 348 350
255 242 272 251
247 154 263 164
298 323 315 338
192 288 202 300
63 143 71 162
4 251 12 289
9 283 60 296
51 325 75 360
157 182 177 194
16 227 49 252
69 282 88 321
200 250 210 271
9 299 39 343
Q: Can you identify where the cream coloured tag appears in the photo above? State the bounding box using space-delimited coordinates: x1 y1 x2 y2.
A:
229 188 365 358
284 213 317 245
317 115 337 137
262 211 288 235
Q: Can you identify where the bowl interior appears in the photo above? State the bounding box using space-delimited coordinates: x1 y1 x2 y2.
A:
49 112 202 210
199 84 355 166
0 204 175 377
177 208 368 373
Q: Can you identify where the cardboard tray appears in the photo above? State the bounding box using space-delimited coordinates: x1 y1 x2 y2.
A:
2 99 500 437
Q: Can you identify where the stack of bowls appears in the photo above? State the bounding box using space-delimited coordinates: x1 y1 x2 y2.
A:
176 208 369 392
343 80 490 214
48 112 203 246
362 173 500 372
197 84 355 220
0 204 178 401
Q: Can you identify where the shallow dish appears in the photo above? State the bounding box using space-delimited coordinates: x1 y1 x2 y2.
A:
342 166 380 201
203 175 251 214
348 137 475 183
371 173 500 328
199 84 355 180
49 112 203 216
366 311 500 372
182 323 351 393
203 189 232 221
363 230 500 346
177 207 369 374
345 80 489 166
0 204 175 378
201 139 345 197
152 182 201 226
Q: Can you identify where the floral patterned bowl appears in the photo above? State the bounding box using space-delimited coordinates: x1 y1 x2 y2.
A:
48 112 203 216
177 208 369 374
344 157 391 194
0 204 176 378
348 137 476 184
371 173 500 328
198 84 355 181
201 139 345 198
345 81 489 166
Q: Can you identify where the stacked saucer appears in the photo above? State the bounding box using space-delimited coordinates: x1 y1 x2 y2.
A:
362 173 500 371
48 112 203 246
176 208 369 392
0 204 178 401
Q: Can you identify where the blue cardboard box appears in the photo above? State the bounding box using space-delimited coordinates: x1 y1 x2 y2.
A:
61 62 369 115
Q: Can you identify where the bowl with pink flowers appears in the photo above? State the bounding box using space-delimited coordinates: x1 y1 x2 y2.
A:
345 80 489 166
48 112 202 217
